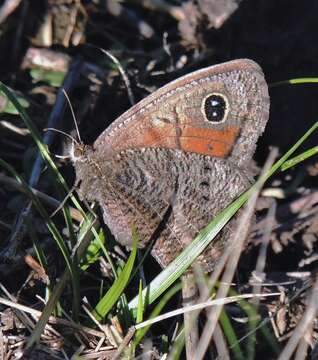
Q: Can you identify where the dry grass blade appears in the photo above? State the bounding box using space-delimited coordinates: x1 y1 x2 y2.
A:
99 47 135 106
194 147 278 360
247 200 277 358
134 293 279 329
182 272 199 359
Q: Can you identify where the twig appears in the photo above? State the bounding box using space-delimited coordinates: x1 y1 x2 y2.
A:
0 294 107 338
113 327 135 360
12 0 28 69
213 323 230 360
22 47 70 72
252 190 318 234
277 273 318 359
62 0 79 47
294 336 309 360
140 0 186 21
0 0 21 24
0 120 30 136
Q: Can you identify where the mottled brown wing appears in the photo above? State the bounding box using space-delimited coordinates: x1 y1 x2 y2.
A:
93 59 269 169
150 152 250 271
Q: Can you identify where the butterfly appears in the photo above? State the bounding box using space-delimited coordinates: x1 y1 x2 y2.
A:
72 59 269 272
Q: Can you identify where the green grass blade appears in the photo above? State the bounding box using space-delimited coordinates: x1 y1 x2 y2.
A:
281 146 318 171
128 194 247 310
133 283 182 348
91 227 118 278
136 280 144 325
219 310 245 360
0 158 74 277
271 77 318 87
0 82 55 168
226 289 280 356
168 328 185 360
26 213 96 348
62 203 81 320
0 89 29 114
80 229 105 271
92 230 138 321
0 81 83 211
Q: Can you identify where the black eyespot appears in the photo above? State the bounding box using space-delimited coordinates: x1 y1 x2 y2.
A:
203 94 228 123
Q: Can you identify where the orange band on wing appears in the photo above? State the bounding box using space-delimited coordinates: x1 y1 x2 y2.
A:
180 125 240 157
135 123 177 148
110 120 239 158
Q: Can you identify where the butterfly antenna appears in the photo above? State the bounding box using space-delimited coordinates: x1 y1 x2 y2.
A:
44 128 79 146
62 88 82 143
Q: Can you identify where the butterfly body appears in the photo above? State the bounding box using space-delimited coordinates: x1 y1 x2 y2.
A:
73 59 270 272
